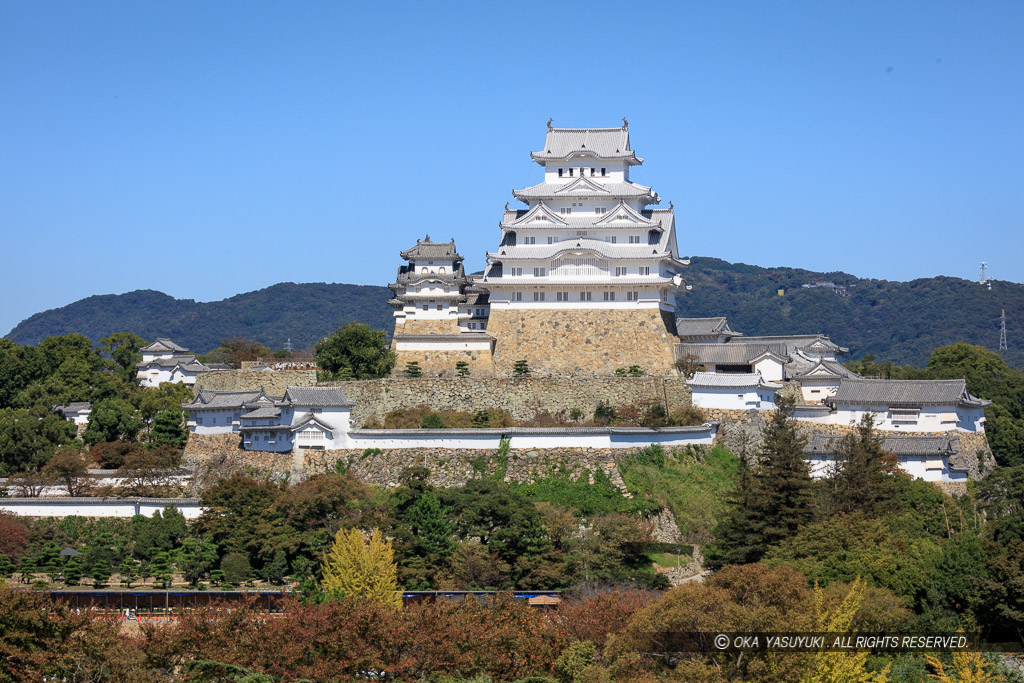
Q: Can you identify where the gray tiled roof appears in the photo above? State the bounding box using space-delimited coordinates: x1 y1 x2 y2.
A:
393 333 495 342
489 239 671 261
283 386 355 408
136 354 197 369
399 237 462 261
686 372 782 389
240 406 281 419
531 126 641 163
675 317 740 338
831 378 990 407
792 360 859 380
141 338 189 353
737 335 849 356
349 423 717 437
183 390 271 410
513 178 656 200
676 343 789 365
54 402 92 414
290 413 335 432
804 434 958 457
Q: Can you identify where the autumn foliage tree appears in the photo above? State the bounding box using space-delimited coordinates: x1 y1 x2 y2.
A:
321 527 401 607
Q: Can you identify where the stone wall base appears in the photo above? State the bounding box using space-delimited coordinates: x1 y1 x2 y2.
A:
486 307 680 377
392 348 494 378
194 369 316 395
394 319 463 335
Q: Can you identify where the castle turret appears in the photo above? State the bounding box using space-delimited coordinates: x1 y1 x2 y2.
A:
474 121 688 375
388 236 494 376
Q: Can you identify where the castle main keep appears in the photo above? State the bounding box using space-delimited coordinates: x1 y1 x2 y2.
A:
389 121 689 376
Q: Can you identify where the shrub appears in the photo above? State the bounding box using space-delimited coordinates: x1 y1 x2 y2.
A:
221 553 253 585
404 361 422 378
513 360 531 377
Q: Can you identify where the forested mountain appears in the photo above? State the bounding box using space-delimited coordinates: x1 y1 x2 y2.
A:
5 284 393 353
683 257 1024 368
6 259 1023 366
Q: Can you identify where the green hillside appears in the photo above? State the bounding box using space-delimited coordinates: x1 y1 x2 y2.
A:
683 257 1024 368
5 283 394 353
6 259 1023 366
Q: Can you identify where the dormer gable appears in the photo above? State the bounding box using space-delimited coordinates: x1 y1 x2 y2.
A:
502 202 568 228
553 175 611 195
593 201 656 227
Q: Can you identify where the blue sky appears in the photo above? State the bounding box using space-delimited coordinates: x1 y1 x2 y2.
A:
2 1 1022 336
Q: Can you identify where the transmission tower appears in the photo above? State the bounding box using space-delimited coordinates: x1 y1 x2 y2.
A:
979 261 988 284
999 310 1008 351
284 338 294 354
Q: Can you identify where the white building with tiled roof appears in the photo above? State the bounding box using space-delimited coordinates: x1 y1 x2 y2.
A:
805 378 991 432
478 121 688 315
135 338 228 387
184 386 356 451
686 371 781 410
387 236 495 376
804 434 969 482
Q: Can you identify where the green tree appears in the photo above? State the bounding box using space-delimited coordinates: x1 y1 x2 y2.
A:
119 556 139 588
177 536 219 586
220 552 253 586
150 551 173 588
0 554 14 578
314 323 396 380
99 332 146 382
754 395 814 549
82 397 143 445
0 406 76 475
708 396 813 568
63 556 83 585
828 413 902 518
404 361 422 378
262 550 289 585
455 360 470 377
513 359 531 377
150 409 187 448
91 558 112 587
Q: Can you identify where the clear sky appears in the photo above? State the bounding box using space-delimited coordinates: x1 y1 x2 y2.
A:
2 1 1022 336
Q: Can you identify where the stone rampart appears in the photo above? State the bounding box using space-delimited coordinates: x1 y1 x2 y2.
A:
303 446 630 491
394 319 463 335
193 369 317 395
393 348 494 378
323 376 694 426
486 308 680 376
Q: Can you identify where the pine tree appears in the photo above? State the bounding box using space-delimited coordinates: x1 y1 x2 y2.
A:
404 361 422 378
262 550 289 585
831 413 901 518
91 558 112 587
707 395 814 568
0 554 14 578
408 489 456 559
119 557 139 588
321 528 401 607
513 359 531 377
705 451 765 568
455 360 470 377
63 556 83 585
756 394 815 549
150 551 173 588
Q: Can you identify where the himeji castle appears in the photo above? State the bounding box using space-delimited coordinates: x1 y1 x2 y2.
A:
388 120 690 376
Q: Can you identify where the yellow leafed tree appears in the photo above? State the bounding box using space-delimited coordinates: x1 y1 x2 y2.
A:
321 527 402 608
925 651 1000 683
803 577 890 683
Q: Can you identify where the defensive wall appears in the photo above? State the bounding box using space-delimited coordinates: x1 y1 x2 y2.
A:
194 369 316 395
485 308 680 377
0 497 203 519
326 376 694 426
